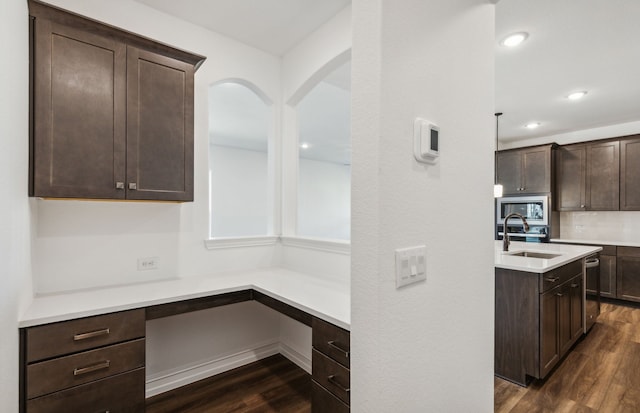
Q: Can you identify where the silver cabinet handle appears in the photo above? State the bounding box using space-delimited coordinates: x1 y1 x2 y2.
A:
556 292 564 297
73 360 110 376
544 277 560 283
327 374 350 393
115 182 125 189
128 182 137 190
328 340 350 358
571 283 579 288
73 328 110 341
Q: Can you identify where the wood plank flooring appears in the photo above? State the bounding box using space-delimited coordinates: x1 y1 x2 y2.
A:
495 302 640 413
146 354 311 413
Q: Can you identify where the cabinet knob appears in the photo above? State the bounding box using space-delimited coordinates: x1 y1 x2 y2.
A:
580 204 585 208
115 182 125 189
128 183 137 190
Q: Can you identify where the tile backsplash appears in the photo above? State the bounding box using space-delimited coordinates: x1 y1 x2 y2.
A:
560 211 640 243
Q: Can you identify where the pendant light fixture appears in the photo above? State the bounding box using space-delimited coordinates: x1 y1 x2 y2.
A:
494 112 504 198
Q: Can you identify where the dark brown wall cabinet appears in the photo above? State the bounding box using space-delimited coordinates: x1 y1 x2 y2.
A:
620 137 640 210
496 144 555 195
556 141 620 211
495 259 583 386
29 0 205 201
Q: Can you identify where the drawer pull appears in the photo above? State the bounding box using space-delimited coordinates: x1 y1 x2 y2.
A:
73 328 110 341
544 276 560 283
328 340 350 358
571 283 579 288
327 374 350 393
73 360 110 376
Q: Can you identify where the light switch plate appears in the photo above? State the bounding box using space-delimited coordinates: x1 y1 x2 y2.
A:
395 246 427 288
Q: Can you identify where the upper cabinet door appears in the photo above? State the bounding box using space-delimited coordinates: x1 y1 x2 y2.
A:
586 140 619 210
496 151 522 195
620 137 640 211
521 146 552 194
31 20 127 199
555 145 586 211
126 47 194 201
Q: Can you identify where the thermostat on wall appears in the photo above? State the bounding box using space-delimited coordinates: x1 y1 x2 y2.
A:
413 118 439 164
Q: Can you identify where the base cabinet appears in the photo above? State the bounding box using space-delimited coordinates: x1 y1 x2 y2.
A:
617 247 640 303
20 309 146 413
312 317 350 412
495 260 584 386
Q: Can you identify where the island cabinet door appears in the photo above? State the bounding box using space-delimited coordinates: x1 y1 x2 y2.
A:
558 276 584 356
540 287 560 378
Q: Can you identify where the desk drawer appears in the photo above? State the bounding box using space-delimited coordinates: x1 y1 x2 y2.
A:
312 317 350 368
26 309 145 362
312 349 350 405
27 338 145 399
26 368 145 413
312 381 349 413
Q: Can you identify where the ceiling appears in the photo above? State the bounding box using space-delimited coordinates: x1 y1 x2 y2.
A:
496 0 640 142
135 0 350 56
137 1 640 148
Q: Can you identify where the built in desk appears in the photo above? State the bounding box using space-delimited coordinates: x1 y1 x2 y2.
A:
19 268 351 412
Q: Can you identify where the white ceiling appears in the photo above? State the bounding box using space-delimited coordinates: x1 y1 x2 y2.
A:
135 0 350 56
496 0 640 142
138 0 639 148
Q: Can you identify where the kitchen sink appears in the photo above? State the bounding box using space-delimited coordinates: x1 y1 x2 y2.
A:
506 251 562 259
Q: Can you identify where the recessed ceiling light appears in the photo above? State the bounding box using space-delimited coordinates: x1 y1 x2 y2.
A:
567 91 588 100
525 122 540 129
300 142 309 149
501 32 528 47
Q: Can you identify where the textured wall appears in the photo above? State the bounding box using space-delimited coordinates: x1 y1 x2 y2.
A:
351 0 496 411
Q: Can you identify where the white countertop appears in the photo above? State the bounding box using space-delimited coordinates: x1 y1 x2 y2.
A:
19 268 351 330
495 241 601 273
552 238 640 248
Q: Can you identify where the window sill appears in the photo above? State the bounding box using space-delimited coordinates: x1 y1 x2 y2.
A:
280 236 350 255
204 236 279 250
203 235 351 255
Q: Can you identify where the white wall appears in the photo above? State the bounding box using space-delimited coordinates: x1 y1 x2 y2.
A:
0 1 34 411
351 0 495 411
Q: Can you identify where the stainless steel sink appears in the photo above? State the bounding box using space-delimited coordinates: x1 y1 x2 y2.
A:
506 251 561 259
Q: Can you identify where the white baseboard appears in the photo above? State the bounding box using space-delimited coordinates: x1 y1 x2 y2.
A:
279 342 312 374
145 341 280 398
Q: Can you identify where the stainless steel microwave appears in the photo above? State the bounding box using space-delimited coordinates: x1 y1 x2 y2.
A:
496 195 548 226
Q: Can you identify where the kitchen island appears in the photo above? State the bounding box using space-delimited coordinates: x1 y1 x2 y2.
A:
495 241 601 386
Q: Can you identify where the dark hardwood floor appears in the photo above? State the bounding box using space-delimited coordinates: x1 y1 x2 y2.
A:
495 302 640 413
146 354 311 413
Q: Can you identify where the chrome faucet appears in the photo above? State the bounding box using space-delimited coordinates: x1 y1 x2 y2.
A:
503 213 530 252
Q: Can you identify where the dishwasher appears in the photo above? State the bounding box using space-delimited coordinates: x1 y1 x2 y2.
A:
585 254 601 331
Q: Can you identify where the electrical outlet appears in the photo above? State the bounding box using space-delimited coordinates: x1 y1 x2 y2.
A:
395 246 427 288
137 257 159 271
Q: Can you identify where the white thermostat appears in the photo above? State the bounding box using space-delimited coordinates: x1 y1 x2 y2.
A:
413 118 439 164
